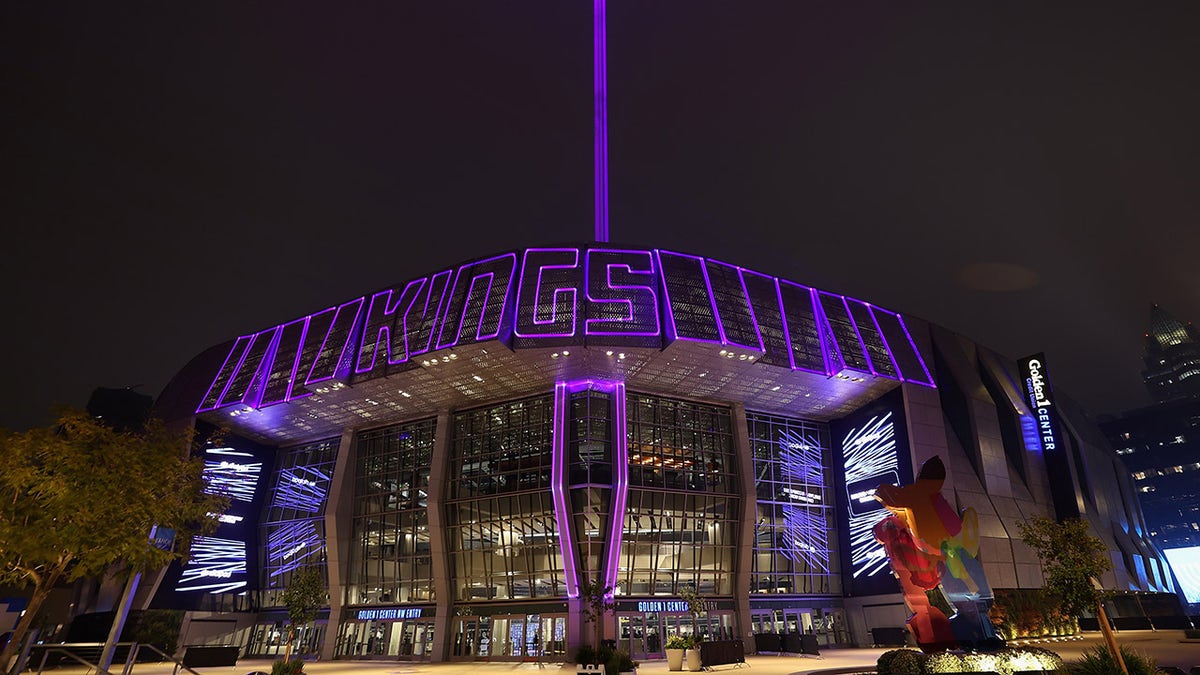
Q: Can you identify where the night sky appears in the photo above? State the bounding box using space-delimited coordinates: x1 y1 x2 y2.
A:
4 2 1199 431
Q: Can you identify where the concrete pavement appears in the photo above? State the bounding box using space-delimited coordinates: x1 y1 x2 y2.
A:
25 631 1200 675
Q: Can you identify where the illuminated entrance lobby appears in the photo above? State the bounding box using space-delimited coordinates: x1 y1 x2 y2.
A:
148 244 1175 661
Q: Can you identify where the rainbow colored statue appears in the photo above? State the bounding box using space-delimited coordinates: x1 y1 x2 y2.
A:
873 456 1005 653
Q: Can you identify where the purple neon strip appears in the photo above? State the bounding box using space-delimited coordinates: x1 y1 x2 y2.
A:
772 276 799 372
218 326 279 409
244 324 285 409
584 249 660 336
734 266 767 352
811 288 839 376
840 296 877 377
515 248 580 339
436 252 517 350
895 311 935 386
862 302 905 381
604 382 628 599
551 382 580 598
196 335 252 413
656 250 723 346
406 270 451 358
594 0 608 243
284 315 313 403
304 297 366 387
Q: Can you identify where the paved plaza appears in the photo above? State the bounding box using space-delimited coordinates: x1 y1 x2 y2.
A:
24 630 1200 675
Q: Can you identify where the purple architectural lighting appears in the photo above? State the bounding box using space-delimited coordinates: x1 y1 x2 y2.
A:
584 248 660 337
515 248 581 339
202 447 263 503
196 246 936 415
604 382 628 598
176 535 248 594
593 0 608 243
551 382 581 597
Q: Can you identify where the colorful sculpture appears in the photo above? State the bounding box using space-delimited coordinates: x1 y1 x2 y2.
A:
873 456 1004 653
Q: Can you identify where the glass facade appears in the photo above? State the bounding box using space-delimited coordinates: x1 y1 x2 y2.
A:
447 395 566 600
747 413 839 595
347 418 437 605
614 393 739 596
260 437 340 608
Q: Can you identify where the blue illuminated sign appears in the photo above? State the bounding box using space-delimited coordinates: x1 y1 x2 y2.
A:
356 608 423 621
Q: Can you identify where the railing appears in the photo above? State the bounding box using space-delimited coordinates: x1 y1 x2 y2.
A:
29 642 203 675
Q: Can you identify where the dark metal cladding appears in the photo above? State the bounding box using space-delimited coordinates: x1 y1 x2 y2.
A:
197 334 253 412
777 280 826 374
306 298 365 386
218 327 280 409
705 259 762 352
658 251 721 343
513 248 583 344
259 318 307 408
741 270 790 368
871 308 933 385
847 299 898 378
818 292 871 374
436 253 518 350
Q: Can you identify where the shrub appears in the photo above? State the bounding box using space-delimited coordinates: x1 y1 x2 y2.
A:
665 635 691 650
878 649 927 674
890 649 928 674
925 651 965 674
574 645 597 665
924 647 1065 675
607 648 638 673
1067 645 1158 675
270 659 304 675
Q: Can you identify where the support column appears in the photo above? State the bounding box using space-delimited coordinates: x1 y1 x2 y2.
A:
730 403 756 650
319 427 356 661
428 411 454 661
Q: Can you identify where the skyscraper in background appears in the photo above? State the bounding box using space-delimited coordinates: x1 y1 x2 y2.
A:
1100 305 1200 611
1141 304 1200 403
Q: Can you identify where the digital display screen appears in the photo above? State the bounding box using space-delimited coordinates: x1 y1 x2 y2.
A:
1163 546 1200 603
832 388 912 596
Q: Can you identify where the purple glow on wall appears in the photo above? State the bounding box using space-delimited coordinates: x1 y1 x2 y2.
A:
551 382 580 597
593 0 608 243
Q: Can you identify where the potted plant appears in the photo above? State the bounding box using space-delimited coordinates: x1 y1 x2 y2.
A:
665 635 690 671
685 635 703 672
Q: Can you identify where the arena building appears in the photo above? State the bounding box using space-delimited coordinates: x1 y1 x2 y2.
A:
144 244 1179 661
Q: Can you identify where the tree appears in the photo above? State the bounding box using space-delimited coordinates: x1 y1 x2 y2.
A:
578 576 615 655
0 410 227 673
1018 516 1125 674
280 566 326 662
678 584 708 635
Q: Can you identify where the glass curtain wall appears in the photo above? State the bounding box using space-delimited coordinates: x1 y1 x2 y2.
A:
447 395 566 600
615 393 739 597
746 412 839 595
259 437 340 608
347 419 437 605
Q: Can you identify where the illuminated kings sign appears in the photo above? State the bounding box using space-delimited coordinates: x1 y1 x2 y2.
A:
197 247 934 414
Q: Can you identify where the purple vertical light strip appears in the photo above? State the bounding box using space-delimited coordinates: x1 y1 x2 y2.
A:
551 382 580 597
864 302 906 383
594 0 609 243
895 311 936 386
604 382 628 599
840 296 877 377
